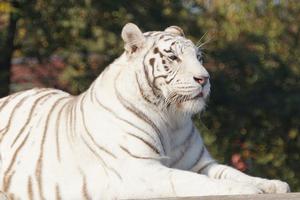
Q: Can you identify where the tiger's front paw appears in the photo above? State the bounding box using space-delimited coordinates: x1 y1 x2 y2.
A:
232 185 263 195
257 180 290 193
220 183 263 195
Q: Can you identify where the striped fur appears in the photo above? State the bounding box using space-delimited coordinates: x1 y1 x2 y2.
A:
0 23 290 199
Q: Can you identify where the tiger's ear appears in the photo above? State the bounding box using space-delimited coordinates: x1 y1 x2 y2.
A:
164 26 185 37
121 23 145 53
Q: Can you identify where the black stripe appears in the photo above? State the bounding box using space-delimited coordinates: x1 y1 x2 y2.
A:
4 117 34 189
149 58 155 67
0 96 10 111
173 126 195 150
81 174 91 200
78 168 90 200
215 167 226 179
69 99 74 141
3 170 15 192
143 31 156 37
1 89 54 142
0 95 33 142
143 42 159 97
80 94 117 159
135 72 157 105
175 86 198 89
28 176 33 200
114 84 165 154
163 49 173 53
170 126 195 167
66 100 74 146
151 32 163 37
55 184 62 200
35 97 69 200
126 132 160 155
55 100 70 162
81 135 122 180
151 63 163 91
143 59 155 93
65 98 74 145
120 145 158 160
169 26 184 36
165 72 177 84
159 35 165 40
188 146 206 170
81 136 108 174
0 91 24 113
197 161 216 173
94 92 160 152
152 75 168 89
164 38 174 42
89 82 96 104
73 97 79 141
70 98 77 140
10 92 63 148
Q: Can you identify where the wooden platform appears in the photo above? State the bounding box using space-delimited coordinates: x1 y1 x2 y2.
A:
0 192 299 199
148 192 300 200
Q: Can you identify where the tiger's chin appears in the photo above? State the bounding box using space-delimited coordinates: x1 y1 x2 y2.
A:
174 98 207 115
184 98 207 114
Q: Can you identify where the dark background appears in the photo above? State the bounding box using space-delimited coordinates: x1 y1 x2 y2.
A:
0 0 299 191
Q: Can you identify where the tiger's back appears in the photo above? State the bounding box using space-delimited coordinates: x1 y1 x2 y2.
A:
0 88 116 199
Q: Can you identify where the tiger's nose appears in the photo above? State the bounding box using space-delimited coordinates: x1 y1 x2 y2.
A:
193 76 209 86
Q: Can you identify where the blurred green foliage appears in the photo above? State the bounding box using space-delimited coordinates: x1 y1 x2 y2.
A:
0 0 299 191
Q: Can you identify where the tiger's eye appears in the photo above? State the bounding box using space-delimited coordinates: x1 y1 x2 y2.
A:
197 54 203 63
168 55 178 61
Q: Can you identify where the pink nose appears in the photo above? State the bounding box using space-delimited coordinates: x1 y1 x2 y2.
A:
193 76 209 86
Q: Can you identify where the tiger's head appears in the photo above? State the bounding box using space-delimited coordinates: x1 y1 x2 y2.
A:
121 23 210 115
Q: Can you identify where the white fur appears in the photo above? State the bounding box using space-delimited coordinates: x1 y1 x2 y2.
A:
0 23 289 199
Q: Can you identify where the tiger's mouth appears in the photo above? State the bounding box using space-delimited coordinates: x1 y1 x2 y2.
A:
194 92 203 99
188 91 204 101
176 91 205 104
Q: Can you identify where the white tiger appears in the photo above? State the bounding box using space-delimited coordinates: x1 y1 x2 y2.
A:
0 23 290 199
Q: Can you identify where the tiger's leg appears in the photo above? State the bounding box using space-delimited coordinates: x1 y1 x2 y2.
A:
120 163 263 198
201 163 290 193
